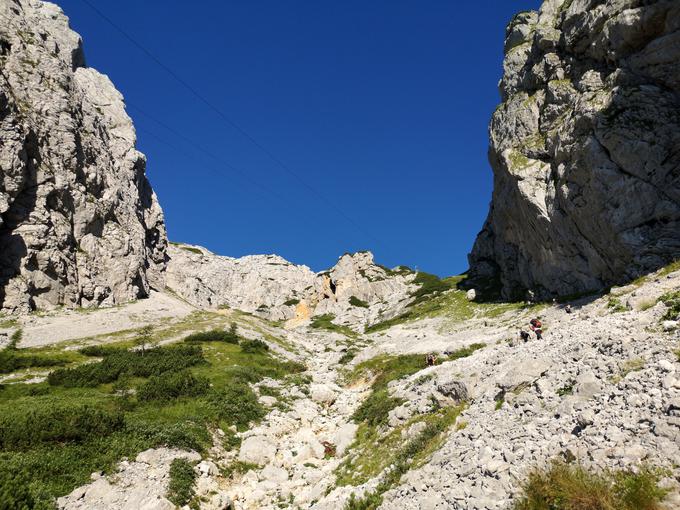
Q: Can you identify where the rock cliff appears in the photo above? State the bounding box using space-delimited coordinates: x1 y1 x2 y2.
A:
468 0 680 300
0 0 167 312
166 243 416 329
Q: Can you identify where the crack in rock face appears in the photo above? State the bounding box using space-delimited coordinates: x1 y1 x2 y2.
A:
0 0 167 313
467 0 680 301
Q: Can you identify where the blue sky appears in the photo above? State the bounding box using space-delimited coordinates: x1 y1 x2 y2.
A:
58 0 541 276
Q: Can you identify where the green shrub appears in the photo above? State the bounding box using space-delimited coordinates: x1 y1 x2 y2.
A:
240 339 269 353
512 461 667 510
48 345 205 387
352 388 404 427
7 329 22 350
138 370 210 402
283 298 300 306
167 458 197 507
339 349 358 364
660 291 680 321
184 328 239 344
349 296 370 308
206 384 265 430
0 349 71 374
0 463 51 510
0 404 124 450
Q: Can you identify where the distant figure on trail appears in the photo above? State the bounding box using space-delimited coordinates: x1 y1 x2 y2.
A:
426 353 437 366
565 304 572 314
529 318 543 340
519 330 530 342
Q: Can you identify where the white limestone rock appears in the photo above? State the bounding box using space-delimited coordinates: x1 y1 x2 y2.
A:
0 0 167 313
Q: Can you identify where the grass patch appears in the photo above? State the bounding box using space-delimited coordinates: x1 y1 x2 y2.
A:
310 314 356 337
607 297 627 313
365 277 531 333
167 458 197 507
184 325 239 344
408 272 455 307
658 259 680 277
349 296 370 308
512 461 668 510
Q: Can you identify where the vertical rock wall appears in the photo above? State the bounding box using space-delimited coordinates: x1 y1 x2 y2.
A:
0 0 167 312
468 0 680 299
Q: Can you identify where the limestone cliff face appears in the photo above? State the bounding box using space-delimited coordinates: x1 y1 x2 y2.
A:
468 0 680 300
166 244 416 330
0 0 167 312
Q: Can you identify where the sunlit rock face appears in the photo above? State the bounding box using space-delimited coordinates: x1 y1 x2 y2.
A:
468 0 680 300
0 0 167 312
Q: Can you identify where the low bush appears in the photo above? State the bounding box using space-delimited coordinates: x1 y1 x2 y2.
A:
206 384 265 430
352 388 404 427
349 296 370 308
339 349 358 364
283 298 300 306
48 345 205 387
138 370 210 402
167 458 197 507
660 291 680 321
0 349 71 374
184 327 239 344
512 461 667 510
0 404 124 450
240 339 269 353
0 463 49 510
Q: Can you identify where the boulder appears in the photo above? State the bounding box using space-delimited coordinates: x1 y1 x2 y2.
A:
238 436 276 465
436 379 470 402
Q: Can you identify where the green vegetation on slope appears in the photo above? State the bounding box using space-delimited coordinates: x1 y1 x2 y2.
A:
0 330 306 508
349 296 370 308
310 313 357 337
659 291 680 321
337 345 483 492
365 274 530 333
167 458 198 507
512 461 667 510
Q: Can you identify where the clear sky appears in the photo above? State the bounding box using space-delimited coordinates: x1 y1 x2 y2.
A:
58 0 541 276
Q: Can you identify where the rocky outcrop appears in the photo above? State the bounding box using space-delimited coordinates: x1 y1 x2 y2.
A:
468 0 680 300
0 0 166 312
166 244 416 329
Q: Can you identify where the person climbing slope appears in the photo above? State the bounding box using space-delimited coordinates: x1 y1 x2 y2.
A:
529 318 543 340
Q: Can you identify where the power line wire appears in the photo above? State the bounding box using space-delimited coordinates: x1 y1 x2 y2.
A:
78 0 382 248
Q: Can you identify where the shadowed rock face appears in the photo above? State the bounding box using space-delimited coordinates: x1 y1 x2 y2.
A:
468 0 680 300
0 0 167 312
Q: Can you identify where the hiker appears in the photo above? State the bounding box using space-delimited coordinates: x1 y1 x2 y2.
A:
565 304 572 314
426 353 437 366
529 318 543 340
519 330 530 342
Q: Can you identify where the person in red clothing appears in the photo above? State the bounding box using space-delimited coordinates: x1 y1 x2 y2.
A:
529 318 543 340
